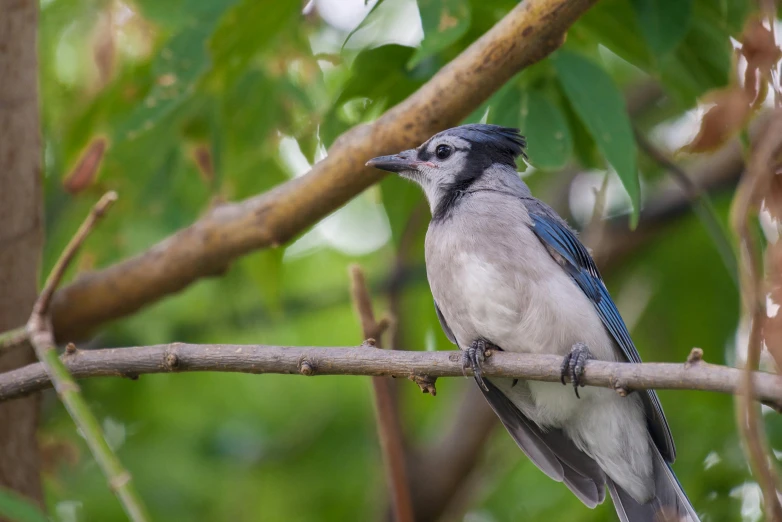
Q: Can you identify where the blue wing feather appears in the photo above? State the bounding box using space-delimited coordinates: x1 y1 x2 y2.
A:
529 210 676 462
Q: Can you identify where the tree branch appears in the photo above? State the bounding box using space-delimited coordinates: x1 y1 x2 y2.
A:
1 345 780 406
25 192 150 522
348 266 413 522
0 327 27 353
0 0 597 346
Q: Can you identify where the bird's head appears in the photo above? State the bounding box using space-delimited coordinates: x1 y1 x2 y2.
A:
366 124 527 219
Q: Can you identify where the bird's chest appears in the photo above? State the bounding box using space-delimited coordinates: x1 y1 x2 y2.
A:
431 248 524 344
425 217 611 358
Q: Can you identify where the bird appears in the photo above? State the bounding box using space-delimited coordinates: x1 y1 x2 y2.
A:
366 124 699 522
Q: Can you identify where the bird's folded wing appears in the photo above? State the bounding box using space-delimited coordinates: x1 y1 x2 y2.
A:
434 300 458 345
527 204 676 463
481 379 607 508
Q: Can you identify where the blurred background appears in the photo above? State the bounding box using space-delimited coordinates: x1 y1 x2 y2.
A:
27 0 781 520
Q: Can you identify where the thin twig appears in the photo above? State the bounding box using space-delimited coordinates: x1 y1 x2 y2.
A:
33 192 117 316
349 265 414 522
635 128 739 287
581 170 610 250
730 111 782 521
1 344 782 405
0 327 27 353
26 192 150 522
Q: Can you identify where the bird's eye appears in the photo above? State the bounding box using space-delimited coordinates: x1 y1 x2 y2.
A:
435 144 452 160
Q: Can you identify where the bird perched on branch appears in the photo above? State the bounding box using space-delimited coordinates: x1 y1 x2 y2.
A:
367 124 698 522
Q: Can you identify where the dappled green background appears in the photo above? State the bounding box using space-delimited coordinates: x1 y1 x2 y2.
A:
29 0 776 520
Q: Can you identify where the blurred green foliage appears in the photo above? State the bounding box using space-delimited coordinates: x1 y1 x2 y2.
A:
0 488 48 522
20 0 776 520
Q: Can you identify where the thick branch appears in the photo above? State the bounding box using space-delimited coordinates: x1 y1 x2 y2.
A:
34 0 597 343
1 345 780 405
0 0 45 503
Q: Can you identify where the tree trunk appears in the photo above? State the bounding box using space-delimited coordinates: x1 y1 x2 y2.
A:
0 0 44 506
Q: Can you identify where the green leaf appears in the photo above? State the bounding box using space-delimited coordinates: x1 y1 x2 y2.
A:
659 13 732 104
209 1 301 85
113 1 240 142
242 248 285 314
553 50 639 226
631 0 692 58
408 0 471 68
0 487 49 522
481 84 572 170
342 0 387 50
518 91 573 170
334 45 423 111
571 0 652 70
484 82 519 128
555 82 600 170
716 0 753 35
221 70 283 148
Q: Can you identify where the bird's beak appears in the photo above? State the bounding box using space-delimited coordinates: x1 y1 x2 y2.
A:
366 149 419 173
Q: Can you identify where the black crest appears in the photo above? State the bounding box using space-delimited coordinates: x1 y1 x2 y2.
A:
430 124 527 221
438 124 527 168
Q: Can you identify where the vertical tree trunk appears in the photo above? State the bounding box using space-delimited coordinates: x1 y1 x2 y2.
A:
0 0 44 506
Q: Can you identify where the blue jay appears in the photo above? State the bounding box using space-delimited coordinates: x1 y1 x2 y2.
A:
367 124 698 522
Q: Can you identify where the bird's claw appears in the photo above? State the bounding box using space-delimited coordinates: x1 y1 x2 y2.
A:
560 342 592 399
464 339 490 392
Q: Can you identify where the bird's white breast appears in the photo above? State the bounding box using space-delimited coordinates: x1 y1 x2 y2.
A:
426 210 616 363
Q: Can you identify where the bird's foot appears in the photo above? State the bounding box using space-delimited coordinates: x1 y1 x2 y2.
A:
560 342 592 399
464 339 492 392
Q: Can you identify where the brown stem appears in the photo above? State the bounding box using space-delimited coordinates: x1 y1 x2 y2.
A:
349 265 414 522
33 192 117 316
729 110 782 521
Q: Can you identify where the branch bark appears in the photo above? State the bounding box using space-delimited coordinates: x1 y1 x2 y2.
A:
348 266 413 522
0 0 44 505
1 345 780 406
12 0 598 344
